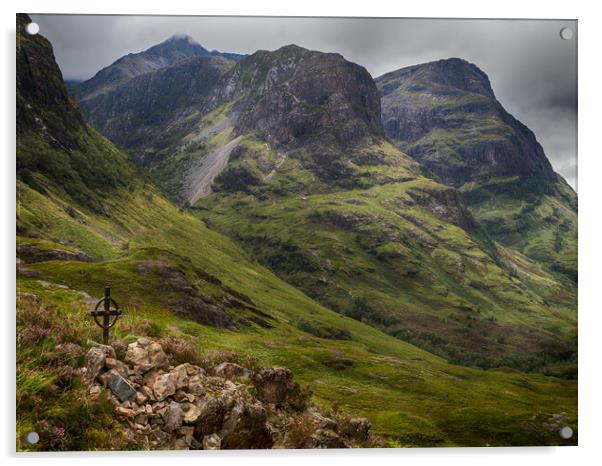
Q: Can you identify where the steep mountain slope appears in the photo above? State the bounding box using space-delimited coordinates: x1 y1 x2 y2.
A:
16 20 137 214
79 55 234 166
376 59 577 282
195 47 576 372
74 41 577 371
17 14 577 448
70 34 243 102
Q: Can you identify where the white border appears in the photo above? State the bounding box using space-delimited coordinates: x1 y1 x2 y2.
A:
2 1 601 465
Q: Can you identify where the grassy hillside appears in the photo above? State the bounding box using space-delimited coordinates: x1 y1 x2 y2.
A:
376 59 578 283
17 178 577 448
196 132 576 374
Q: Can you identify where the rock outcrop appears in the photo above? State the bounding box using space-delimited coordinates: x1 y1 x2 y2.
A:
220 45 384 148
84 338 374 450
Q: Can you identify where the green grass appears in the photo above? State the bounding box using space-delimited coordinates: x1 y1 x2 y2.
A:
17 175 577 447
196 163 577 372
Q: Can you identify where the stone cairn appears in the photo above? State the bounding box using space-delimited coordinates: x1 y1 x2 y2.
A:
85 337 373 450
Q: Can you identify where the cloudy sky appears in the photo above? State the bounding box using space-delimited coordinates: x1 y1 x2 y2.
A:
30 15 578 190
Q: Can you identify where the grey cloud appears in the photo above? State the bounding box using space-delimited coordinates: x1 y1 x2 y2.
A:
29 14 577 190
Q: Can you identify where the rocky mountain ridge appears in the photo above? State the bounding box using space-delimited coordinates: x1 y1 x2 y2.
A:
378 58 557 186
70 34 243 103
67 37 577 371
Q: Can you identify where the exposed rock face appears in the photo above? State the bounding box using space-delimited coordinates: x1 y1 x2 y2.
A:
16 13 137 214
16 243 92 264
377 58 556 187
73 43 387 199
84 337 374 450
220 45 383 148
406 185 476 231
79 56 235 163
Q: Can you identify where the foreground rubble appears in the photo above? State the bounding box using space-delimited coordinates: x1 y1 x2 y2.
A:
84 337 374 450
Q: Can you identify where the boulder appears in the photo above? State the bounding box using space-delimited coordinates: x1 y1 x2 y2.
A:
172 363 195 389
182 402 202 424
125 337 169 372
345 417 371 442
252 367 306 409
105 357 129 378
107 370 138 402
219 400 273 449
298 429 349 449
194 397 225 436
174 426 195 450
187 374 207 397
175 390 195 403
85 345 115 382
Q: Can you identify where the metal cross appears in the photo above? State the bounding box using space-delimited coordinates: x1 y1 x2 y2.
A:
90 285 122 345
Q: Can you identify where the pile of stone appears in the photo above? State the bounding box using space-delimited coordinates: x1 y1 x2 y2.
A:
84 337 373 450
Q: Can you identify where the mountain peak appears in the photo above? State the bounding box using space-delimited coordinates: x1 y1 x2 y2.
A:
144 34 208 58
380 57 495 99
164 33 198 43
229 44 383 148
72 34 243 102
149 33 205 51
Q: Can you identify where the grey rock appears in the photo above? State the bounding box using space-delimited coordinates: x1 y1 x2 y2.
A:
164 401 184 432
107 370 137 402
213 362 251 382
85 345 115 382
252 367 306 410
152 371 178 401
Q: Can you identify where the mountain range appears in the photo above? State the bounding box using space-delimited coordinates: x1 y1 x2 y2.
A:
16 13 577 450
67 32 577 371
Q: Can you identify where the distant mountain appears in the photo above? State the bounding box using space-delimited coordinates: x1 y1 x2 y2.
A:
79 55 234 163
70 34 244 102
73 43 577 371
376 58 577 281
